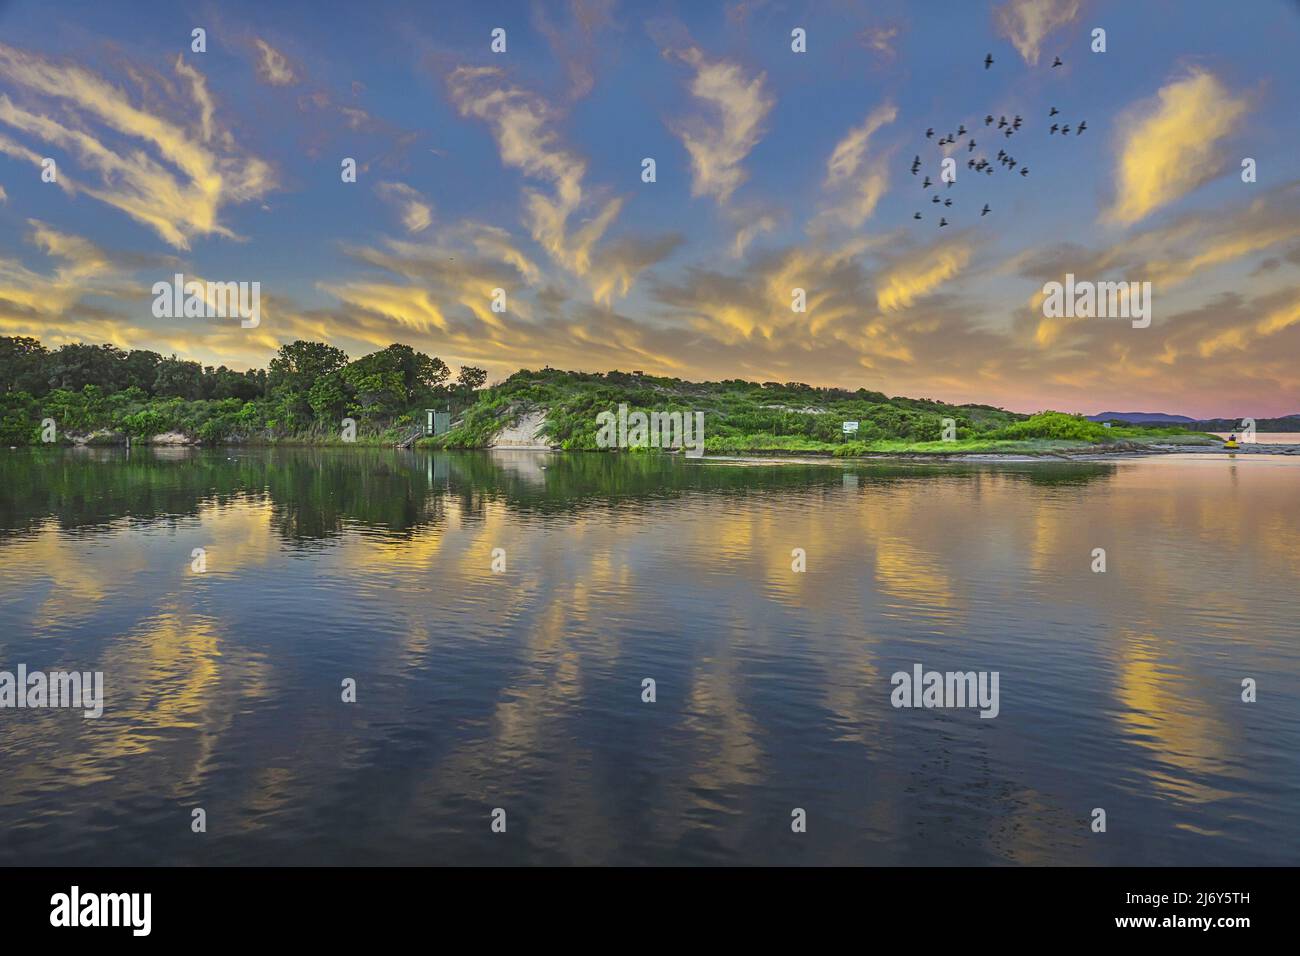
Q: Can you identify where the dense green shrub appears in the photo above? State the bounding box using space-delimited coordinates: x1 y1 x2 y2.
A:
991 411 1109 442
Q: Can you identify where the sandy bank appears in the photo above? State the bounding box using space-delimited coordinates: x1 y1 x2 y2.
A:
490 410 551 450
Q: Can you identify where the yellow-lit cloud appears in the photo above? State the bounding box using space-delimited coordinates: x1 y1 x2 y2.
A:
825 104 897 188
446 66 626 290
669 48 774 204
1105 68 1248 227
876 243 971 312
813 103 898 232
1198 295 1300 357
0 219 133 320
0 44 274 249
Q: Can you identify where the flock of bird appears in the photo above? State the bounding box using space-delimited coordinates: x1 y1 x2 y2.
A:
911 52 1083 227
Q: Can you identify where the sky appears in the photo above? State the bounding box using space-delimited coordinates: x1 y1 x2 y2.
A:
1 0 1298 418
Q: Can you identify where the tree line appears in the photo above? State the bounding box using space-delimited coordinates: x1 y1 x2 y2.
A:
0 335 487 444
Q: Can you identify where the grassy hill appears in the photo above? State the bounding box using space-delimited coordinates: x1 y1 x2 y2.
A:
427 368 1216 456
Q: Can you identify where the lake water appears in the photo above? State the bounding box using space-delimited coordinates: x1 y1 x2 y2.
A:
1 448 1296 866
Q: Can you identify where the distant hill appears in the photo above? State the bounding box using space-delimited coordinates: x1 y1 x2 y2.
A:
1088 412 1197 424
1187 415 1300 432
1089 411 1300 431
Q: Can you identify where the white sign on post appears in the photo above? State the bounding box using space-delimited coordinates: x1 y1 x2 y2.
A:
842 421 859 434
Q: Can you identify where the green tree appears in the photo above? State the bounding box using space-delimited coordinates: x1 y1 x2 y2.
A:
269 341 350 395
0 391 38 444
457 365 488 392
308 372 353 422
0 336 50 395
153 357 205 399
121 349 162 394
47 343 126 392
269 341 350 424
342 344 448 417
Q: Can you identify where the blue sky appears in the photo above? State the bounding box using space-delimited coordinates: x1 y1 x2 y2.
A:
1 0 1299 416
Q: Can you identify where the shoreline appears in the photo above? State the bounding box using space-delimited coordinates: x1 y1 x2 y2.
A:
23 441 1298 464
696 442 1300 464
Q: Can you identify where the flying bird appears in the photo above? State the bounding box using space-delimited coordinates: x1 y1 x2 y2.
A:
984 53 994 69
943 198 952 207
926 127 935 138
957 124 967 136
968 139 977 152
1050 123 1059 134
922 175 932 188
1052 56 1063 68
984 114 994 126
1020 167 1029 176
1012 115 1022 130
998 116 1008 128
913 212 922 220
981 204 990 216
932 194 941 204
1076 121 1087 134
911 155 921 174
1049 106 1060 116
1061 124 1071 134
939 217 949 227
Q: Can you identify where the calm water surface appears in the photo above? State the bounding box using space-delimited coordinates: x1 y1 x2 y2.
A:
1 448 1296 865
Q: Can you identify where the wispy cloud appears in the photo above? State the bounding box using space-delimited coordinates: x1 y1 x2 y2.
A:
1104 67 1249 226
532 0 618 100
0 43 274 249
730 206 778 258
376 182 433 234
876 241 972 313
666 47 774 204
993 0 1081 65
814 103 897 230
825 104 897 188
1197 293 1300 357
253 38 298 86
446 65 629 294
858 25 900 62
0 219 166 347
